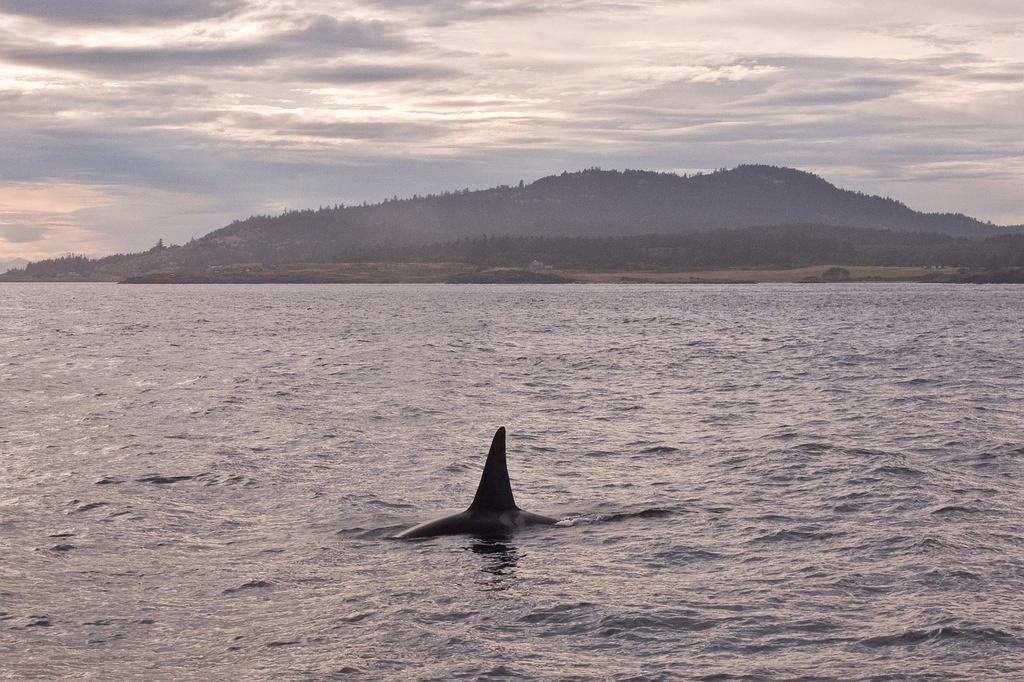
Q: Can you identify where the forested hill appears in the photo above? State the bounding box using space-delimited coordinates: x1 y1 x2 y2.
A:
1 165 1015 280
197 165 999 263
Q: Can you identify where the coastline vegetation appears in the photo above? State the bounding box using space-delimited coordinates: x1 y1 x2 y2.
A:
5 224 1022 284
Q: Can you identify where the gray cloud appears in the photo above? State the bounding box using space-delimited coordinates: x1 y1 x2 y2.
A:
0 16 410 76
867 18 1024 50
362 0 648 26
225 112 449 141
2 80 222 132
284 121 448 141
749 77 915 107
0 0 247 25
288 63 462 84
294 15 410 52
965 70 1024 82
363 0 545 26
602 52 1002 118
0 125 225 192
0 225 47 242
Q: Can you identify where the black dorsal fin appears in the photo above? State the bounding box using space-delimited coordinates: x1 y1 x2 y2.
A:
469 427 518 512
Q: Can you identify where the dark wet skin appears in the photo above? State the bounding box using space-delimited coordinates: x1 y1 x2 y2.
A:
396 427 557 539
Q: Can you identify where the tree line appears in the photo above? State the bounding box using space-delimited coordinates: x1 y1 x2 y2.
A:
331 224 1024 271
5 223 1023 282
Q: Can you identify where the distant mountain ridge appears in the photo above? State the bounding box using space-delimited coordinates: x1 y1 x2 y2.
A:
199 165 1001 258
0 258 29 274
1 165 1017 280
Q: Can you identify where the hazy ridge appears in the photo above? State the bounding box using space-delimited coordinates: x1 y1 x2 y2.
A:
3 165 1021 282
0 258 29 274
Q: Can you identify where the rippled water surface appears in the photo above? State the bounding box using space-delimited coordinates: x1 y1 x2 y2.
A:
2 283 1023 680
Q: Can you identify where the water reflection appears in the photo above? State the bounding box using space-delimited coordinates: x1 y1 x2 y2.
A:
467 539 519 590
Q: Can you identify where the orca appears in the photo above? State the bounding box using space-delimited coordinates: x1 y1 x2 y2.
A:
396 427 557 539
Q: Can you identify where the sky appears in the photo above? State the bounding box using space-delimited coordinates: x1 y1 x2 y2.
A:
0 1 1022 261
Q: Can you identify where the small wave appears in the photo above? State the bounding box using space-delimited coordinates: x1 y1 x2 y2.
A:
136 474 195 485
474 665 529 680
336 524 408 540
913 536 950 551
555 508 676 527
520 602 598 625
6 615 52 630
132 472 255 487
875 535 952 554
334 612 374 624
919 568 981 584
830 574 898 594
639 445 680 454
202 473 256 487
749 529 844 544
598 612 714 634
223 580 273 595
82 618 154 626
649 547 722 563
443 462 473 473
931 504 983 515
367 500 414 510
755 513 792 522
69 501 110 513
896 377 935 385
793 441 831 452
861 625 1015 648
47 543 75 553
266 639 301 648
871 465 926 477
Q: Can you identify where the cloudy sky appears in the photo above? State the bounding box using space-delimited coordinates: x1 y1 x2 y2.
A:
1 0 1021 260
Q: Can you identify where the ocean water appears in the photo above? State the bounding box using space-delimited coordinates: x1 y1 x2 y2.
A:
1 282 1023 681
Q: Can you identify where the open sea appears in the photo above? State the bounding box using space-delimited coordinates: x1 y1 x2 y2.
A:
1 282 1023 681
